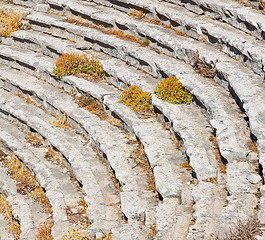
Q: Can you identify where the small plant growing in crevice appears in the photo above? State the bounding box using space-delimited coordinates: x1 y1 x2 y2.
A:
66 16 140 43
78 94 93 108
140 36 150 47
53 53 105 79
258 0 265 9
192 51 216 78
155 76 191 104
119 86 153 114
128 9 145 20
0 8 22 38
0 193 21 239
49 113 72 129
211 216 262 240
25 132 43 147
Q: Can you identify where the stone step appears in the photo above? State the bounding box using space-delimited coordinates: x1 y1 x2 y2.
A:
0 198 16 240
162 0 265 41
3 28 252 166
0 86 158 229
217 161 262 232
0 56 227 238
42 0 265 80
89 0 265 79
0 166 46 240
0 117 88 239
0 90 126 230
12 19 264 174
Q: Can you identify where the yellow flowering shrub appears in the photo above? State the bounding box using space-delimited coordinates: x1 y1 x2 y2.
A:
119 86 153 114
155 76 191 104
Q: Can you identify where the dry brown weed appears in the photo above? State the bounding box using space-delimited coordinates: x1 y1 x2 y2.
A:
0 8 22 37
25 131 43 147
66 16 140 43
49 113 72 129
128 9 145 20
0 193 21 239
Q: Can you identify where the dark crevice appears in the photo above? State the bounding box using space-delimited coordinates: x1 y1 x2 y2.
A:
49 3 64 12
227 84 245 113
12 37 34 45
47 46 60 56
115 23 129 31
84 36 115 49
158 70 169 79
259 163 264 185
250 132 258 143
16 61 35 71
29 20 50 29
157 191 163 201
221 156 228 165
192 95 209 117
108 0 151 14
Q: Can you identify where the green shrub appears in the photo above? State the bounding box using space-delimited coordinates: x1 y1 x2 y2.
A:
154 76 191 104
139 36 149 47
53 53 105 78
119 86 153 114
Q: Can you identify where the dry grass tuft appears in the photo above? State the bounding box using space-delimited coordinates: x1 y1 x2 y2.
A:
128 9 145 20
76 94 109 120
192 51 216 78
49 113 72 129
44 147 62 165
148 223 157 240
246 140 258 153
146 17 163 25
58 225 111 240
35 221 53 240
130 144 157 192
66 16 140 43
175 30 187 36
258 0 265 8
65 200 89 227
16 92 36 105
0 8 22 37
211 216 262 240
0 193 21 239
25 132 43 147
2 153 51 211
0 150 53 237
25 96 36 105
105 28 140 43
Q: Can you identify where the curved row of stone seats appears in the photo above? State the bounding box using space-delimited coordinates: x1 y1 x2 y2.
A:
88 0 265 79
17 14 265 175
1 21 262 238
0 212 15 240
0 64 194 239
24 0 265 121
0 32 228 238
1 32 260 237
0 90 129 233
0 80 159 228
0 56 226 239
0 117 88 238
13 0 46 8
0 166 41 239
0 33 222 186
8 21 253 167
162 0 265 41
51 54 262 238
